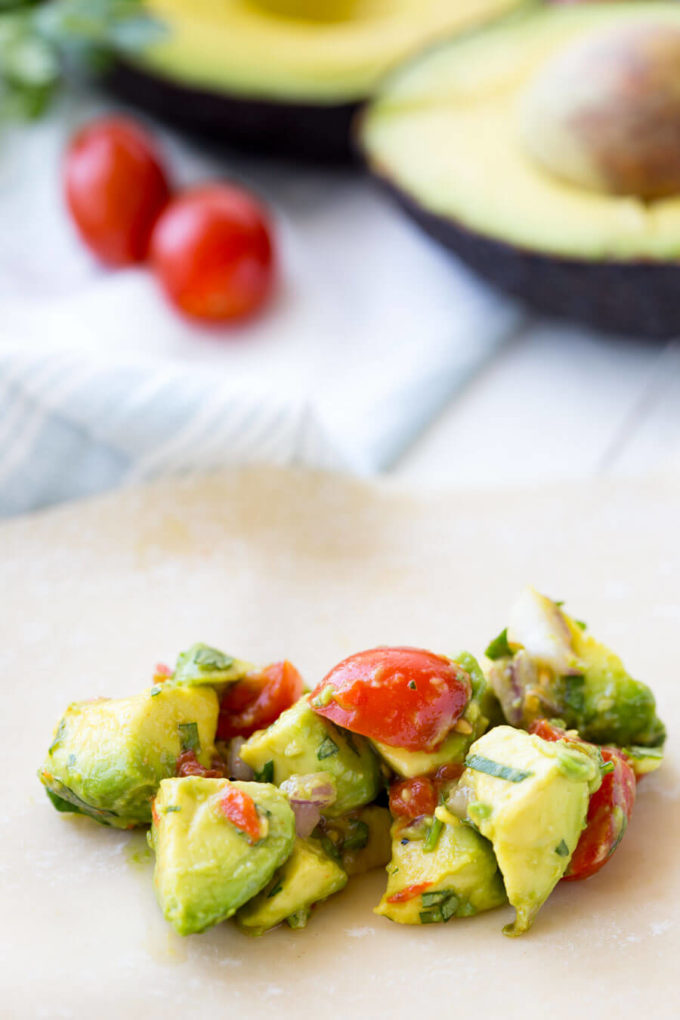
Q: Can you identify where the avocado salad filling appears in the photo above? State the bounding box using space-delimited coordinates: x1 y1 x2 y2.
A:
38 588 665 938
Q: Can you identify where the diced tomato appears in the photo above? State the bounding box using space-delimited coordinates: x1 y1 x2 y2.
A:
216 660 303 740
217 786 261 843
390 777 438 820
310 647 471 752
529 719 636 880
175 750 224 779
433 762 465 788
153 662 172 684
387 882 433 904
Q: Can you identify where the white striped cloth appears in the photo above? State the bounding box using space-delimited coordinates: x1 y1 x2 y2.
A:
0 94 521 516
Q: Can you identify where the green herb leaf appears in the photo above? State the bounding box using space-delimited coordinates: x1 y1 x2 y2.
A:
266 879 283 899
423 816 444 853
178 721 200 753
408 680 416 690
254 760 274 784
574 619 587 631
149 685 162 697
600 760 615 776
464 754 531 783
164 805 181 814
421 889 452 907
191 646 234 670
319 834 342 864
317 735 339 760
555 839 570 857
484 628 512 661
342 818 369 852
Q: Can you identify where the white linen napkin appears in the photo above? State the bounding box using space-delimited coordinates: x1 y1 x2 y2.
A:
0 92 521 515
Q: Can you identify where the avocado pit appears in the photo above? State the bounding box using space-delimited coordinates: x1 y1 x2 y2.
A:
520 23 680 200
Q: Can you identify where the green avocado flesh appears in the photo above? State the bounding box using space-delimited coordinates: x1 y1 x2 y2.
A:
457 726 601 935
150 778 296 935
361 3 680 261
39 686 219 829
132 0 528 103
236 835 348 935
375 813 506 924
239 695 382 815
486 587 666 748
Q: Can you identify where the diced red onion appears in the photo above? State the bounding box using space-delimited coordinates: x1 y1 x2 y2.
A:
290 800 322 839
227 737 254 781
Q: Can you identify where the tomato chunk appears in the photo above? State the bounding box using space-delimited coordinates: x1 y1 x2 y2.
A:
389 777 438 820
216 661 303 740
310 647 471 752
217 786 261 843
529 719 636 880
175 750 224 779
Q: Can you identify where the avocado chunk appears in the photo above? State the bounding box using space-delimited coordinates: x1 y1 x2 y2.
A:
170 642 253 691
239 695 381 816
360 3 680 336
111 0 529 160
372 652 490 778
375 814 506 925
236 835 347 936
150 777 295 935
456 725 602 935
38 685 219 829
318 805 392 877
486 587 665 747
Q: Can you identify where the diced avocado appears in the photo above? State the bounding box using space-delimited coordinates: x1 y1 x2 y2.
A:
150 777 295 935
236 835 347 936
457 725 602 935
239 696 381 816
170 642 253 691
622 744 664 778
39 685 219 829
486 587 665 747
372 652 491 778
319 806 393 877
375 814 506 925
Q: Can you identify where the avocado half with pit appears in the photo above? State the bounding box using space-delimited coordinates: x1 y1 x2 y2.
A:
360 3 680 336
109 0 530 161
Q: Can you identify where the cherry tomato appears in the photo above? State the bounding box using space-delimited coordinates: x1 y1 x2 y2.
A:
529 719 636 880
389 777 438 820
150 183 275 321
64 117 170 266
175 750 224 779
216 661 303 741
217 786 262 843
310 647 471 752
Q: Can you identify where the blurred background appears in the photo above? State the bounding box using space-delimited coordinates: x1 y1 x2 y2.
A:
2 0 680 517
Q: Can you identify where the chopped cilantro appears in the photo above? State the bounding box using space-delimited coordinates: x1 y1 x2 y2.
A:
601 760 615 776
342 818 369 852
317 735 339 760
150 685 162 697
423 817 444 853
192 646 235 670
574 619 587 631
164 805 181 814
419 890 459 923
484 628 512 661
408 680 417 690
555 839 570 857
178 722 200 753
465 754 531 783
319 834 342 864
254 761 274 784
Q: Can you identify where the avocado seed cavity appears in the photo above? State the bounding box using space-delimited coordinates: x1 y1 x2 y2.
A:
520 23 680 200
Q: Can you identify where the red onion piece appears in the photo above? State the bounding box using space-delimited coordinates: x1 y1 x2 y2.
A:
290 800 322 839
227 737 254 781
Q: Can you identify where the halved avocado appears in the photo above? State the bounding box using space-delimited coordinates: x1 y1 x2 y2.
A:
360 3 680 335
109 0 530 161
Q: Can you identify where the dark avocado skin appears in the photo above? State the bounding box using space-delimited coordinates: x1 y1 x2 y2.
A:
371 173 680 339
108 60 359 163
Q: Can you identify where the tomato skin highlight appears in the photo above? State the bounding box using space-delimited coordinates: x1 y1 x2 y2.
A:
150 183 275 322
64 117 170 266
216 661 303 740
310 647 471 752
217 786 261 843
529 719 636 880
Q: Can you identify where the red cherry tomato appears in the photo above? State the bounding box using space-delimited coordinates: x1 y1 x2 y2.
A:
150 183 275 321
175 750 224 779
389 777 438 820
529 719 636 880
64 117 170 266
216 661 303 741
310 647 471 752
217 786 261 843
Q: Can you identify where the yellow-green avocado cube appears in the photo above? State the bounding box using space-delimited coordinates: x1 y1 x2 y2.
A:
38 685 219 828
375 815 506 925
150 777 296 935
237 836 348 935
239 695 381 816
459 725 602 935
